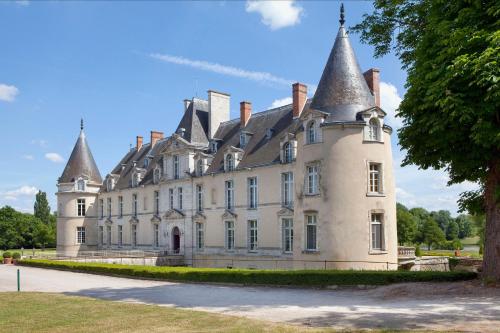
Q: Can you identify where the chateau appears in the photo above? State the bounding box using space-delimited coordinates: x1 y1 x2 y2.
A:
56 11 397 270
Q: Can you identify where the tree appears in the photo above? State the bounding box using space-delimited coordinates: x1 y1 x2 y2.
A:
397 203 418 244
34 190 51 225
455 214 474 239
430 210 453 234
352 1 500 280
422 217 446 250
446 220 460 240
409 207 430 243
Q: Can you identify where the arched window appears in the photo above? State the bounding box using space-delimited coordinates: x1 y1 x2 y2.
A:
368 118 380 141
197 159 204 176
283 142 292 163
307 121 316 144
225 154 234 172
77 179 85 191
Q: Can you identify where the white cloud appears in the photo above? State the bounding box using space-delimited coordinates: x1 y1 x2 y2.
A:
30 139 48 148
380 81 403 129
22 154 34 160
270 97 293 109
15 0 30 6
45 153 64 163
245 0 303 30
2 186 38 200
0 84 19 102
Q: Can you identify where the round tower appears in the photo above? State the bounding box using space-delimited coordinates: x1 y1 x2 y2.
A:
56 120 102 256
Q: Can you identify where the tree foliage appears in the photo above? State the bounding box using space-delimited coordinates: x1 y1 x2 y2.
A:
397 203 418 245
34 191 51 225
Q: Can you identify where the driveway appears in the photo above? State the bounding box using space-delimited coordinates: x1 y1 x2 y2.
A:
1 265 499 332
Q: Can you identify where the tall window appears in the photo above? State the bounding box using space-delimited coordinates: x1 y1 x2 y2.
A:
282 218 293 253
118 196 123 218
197 159 203 176
283 142 293 163
281 172 294 207
196 222 204 250
118 225 123 247
169 188 174 209
154 191 160 215
225 154 234 172
306 214 317 251
153 168 161 184
77 199 86 217
131 224 137 247
173 155 180 179
240 133 247 148
99 199 104 219
132 194 138 217
225 180 234 210
106 225 111 247
371 213 384 250
247 177 257 209
153 224 159 247
248 220 258 251
368 118 380 141
369 163 382 193
196 185 203 212
307 121 316 144
76 226 86 244
77 179 85 191
225 221 234 250
178 187 183 210
99 226 104 245
306 165 319 195
107 197 112 218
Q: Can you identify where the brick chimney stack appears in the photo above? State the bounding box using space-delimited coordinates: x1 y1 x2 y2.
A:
150 131 164 147
240 101 252 128
136 136 143 151
292 83 308 118
363 68 380 108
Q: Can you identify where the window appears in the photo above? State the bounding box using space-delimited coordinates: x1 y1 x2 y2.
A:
106 178 114 192
118 225 123 247
369 163 382 194
282 218 293 253
106 225 111 247
225 221 234 250
132 194 138 217
99 226 104 245
143 158 149 168
368 118 380 141
247 177 257 209
178 187 183 210
225 180 234 210
153 224 159 248
306 165 319 195
169 189 174 210
77 199 86 217
196 159 203 176
248 220 258 251
240 133 247 148
118 196 123 218
153 168 161 184
283 142 293 163
99 199 104 219
306 215 317 251
210 141 218 153
196 222 204 250
196 185 203 212
76 226 86 244
173 155 180 179
225 154 234 172
77 179 85 191
371 213 384 250
131 224 137 247
107 197 112 218
307 121 316 144
154 191 160 215
281 172 294 207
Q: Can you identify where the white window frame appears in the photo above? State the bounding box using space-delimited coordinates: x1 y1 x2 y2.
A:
305 214 318 251
368 163 383 194
196 184 203 212
247 177 257 209
118 225 123 247
118 196 123 218
247 220 258 252
77 179 85 192
281 218 293 253
306 165 319 195
225 220 235 251
153 168 161 184
368 118 380 141
371 213 384 251
281 172 294 207
132 194 138 217
77 198 86 217
225 154 234 172
283 142 293 163
107 197 112 218
169 188 174 210
195 222 204 250
307 121 316 144
153 223 160 248
76 226 86 244
173 155 180 179
99 199 104 219
154 191 160 215
225 180 234 210
178 187 183 210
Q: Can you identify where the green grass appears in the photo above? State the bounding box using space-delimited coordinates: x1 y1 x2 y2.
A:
18 259 477 286
421 249 482 258
0 248 56 257
461 236 480 246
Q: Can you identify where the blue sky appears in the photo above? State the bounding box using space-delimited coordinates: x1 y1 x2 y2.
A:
0 0 475 215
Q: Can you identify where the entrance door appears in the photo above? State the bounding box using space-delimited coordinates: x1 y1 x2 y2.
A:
172 227 180 254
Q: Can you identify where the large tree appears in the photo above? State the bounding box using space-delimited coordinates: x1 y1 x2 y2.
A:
352 1 500 280
34 190 51 225
397 203 418 244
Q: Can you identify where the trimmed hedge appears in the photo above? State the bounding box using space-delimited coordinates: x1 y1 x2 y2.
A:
18 259 477 286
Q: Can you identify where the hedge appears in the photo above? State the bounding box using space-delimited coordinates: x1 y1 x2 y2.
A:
17 259 477 286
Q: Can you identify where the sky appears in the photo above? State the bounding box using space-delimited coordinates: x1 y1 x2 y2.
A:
0 0 476 215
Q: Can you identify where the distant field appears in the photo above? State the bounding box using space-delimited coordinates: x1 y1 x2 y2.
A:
461 236 480 245
421 249 482 258
0 248 56 257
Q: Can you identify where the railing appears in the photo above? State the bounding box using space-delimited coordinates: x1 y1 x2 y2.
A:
398 246 416 259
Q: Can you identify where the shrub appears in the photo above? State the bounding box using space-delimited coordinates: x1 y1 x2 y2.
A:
415 245 422 257
17 259 477 286
2 251 12 259
12 252 21 260
439 240 463 250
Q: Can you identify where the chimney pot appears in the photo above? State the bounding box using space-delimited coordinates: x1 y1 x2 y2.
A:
240 101 252 128
363 68 381 108
136 136 143 151
150 131 164 147
292 83 307 118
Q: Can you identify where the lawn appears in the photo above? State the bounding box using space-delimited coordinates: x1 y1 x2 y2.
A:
421 249 482 258
0 248 56 258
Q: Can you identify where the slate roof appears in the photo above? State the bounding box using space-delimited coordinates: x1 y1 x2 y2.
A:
175 99 209 145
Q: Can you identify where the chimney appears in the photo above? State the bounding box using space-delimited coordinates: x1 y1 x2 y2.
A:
240 101 252 128
363 68 380 108
136 136 143 151
208 90 230 139
150 131 164 147
292 83 308 118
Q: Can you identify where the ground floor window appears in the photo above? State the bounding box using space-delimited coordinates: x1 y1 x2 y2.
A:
118 225 123 247
196 222 204 250
305 214 317 251
106 225 111 247
99 226 104 246
153 224 159 248
76 226 86 244
371 213 384 250
131 224 138 247
282 218 293 253
247 220 258 251
225 221 234 250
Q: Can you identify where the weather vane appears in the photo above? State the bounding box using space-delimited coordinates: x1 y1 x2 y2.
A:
340 3 345 26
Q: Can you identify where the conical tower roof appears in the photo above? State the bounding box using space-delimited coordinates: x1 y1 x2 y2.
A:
59 120 102 184
310 4 375 121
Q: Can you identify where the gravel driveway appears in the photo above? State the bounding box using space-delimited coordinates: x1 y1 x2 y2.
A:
1 265 499 332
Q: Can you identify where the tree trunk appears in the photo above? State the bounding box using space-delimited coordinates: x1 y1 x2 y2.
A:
483 158 500 281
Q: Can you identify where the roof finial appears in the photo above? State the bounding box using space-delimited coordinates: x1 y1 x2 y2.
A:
80 118 84 131
339 3 345 26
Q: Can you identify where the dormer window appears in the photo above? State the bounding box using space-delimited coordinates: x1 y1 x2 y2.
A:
131 172 141 187
266 128 274 140
283 142 293 163
153 168 161 184
196 159 204 176
307 121 317 144
173 155 180 179
210 141 218 153
240 133 247 148
225 154 234 172
143 158 149 168
106 178 115 192
368 118 380 141
77 179 85 192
